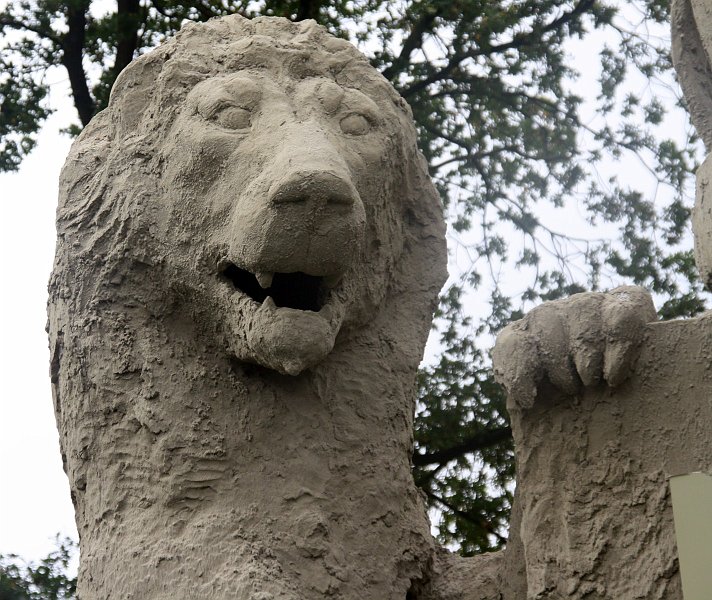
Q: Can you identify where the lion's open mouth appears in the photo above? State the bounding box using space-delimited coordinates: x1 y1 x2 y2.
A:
220 263 328 312
217 261 346 375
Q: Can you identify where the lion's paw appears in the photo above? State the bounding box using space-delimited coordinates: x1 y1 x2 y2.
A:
492 286 657 409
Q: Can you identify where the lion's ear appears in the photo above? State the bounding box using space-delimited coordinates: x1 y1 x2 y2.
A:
388 140 448 317
57 50 169 244
57 109 113 234
109 50 167 139
402 148 446 245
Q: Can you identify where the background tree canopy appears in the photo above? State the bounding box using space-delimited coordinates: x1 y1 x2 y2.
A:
1 0 708 556
0 538 76 600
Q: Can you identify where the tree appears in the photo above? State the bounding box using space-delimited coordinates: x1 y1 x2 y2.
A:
1 0 708 554
0 538 77 600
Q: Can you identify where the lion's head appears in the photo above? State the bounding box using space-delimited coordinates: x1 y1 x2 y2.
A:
52 15 446 376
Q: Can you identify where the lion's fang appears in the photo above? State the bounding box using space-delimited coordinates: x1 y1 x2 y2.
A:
255 271 274 289
263 296 277 310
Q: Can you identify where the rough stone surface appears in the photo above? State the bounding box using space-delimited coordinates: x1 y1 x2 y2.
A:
672 0 712 150
493 287 658 409
495 298 711 598
672 0 712 287
694 152 712 289
48 15 455 599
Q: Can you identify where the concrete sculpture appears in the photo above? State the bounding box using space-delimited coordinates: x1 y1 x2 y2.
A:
491 0 712 596
673 0 712 290
48 7 710 600
48 15 452 599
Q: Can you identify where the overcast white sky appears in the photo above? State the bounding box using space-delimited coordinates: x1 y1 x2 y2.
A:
0 83 78 561
0 5 697 567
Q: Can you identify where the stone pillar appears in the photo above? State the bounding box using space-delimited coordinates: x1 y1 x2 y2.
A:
491 2 712 596
672 0 712 287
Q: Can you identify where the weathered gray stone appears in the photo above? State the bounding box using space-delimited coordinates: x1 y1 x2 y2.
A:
672 0 712 150
673 0 712 287
495 295 711 598
694 146 712 289
48 15 453 599
493 287 658 409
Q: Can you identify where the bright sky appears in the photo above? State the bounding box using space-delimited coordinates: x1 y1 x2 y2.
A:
0 81 78 561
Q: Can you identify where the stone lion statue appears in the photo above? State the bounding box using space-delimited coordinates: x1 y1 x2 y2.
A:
49 14 451 600
48 9 710 600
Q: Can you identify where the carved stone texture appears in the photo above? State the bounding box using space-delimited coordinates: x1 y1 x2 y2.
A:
494 287 711 598
672 0 712 287
47 15 461 599
49 10 712 600
694 153 712 289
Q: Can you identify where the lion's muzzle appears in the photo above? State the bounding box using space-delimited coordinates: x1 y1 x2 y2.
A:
227 121 367 280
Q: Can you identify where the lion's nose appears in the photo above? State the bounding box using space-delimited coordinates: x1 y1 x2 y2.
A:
268 170 360 207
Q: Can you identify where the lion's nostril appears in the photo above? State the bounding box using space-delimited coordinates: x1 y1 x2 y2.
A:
269 171 359 208
271 190 308 204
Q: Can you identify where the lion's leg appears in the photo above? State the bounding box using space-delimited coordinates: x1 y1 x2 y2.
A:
493 293 711 598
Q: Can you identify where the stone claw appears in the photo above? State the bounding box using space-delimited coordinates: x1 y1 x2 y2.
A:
492 286 657 409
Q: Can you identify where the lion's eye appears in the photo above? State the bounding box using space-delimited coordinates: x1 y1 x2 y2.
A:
340 114 370 136
212 106 252 130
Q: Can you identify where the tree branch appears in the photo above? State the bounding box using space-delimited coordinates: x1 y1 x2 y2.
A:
296 0 321 22
401 0 597 98
61 1 95 126
149 0 178 19
382 6 441 81
0 14 61 45
422 488 507 545
2 5 97 127
113 0 141 79
413 426 512 467
193 0 221 21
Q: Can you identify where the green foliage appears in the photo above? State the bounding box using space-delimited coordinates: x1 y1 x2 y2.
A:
1 0 709 554
0 48 53 171
0 538 77 599
415 285 515 554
